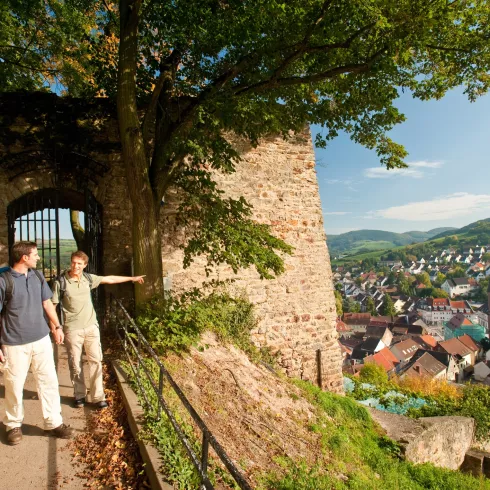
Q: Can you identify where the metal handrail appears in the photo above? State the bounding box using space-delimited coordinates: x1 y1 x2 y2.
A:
110 295 252 490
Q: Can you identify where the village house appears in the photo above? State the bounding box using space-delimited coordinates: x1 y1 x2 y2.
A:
410 349 459 382
363 347 400 375
342 313 372 333
457 334 483 365
390 338 421 364
336 318 352 338
476 302 489 330
441 277 476 298
418 298 477 326
364 325 393 347
444 313 486 342
437 337 474 381
350 337 386 362
401 352 447 380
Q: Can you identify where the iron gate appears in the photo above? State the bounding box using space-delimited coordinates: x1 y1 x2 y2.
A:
7 188 103 312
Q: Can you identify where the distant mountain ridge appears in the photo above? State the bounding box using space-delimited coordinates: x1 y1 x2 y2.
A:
328 227 456 255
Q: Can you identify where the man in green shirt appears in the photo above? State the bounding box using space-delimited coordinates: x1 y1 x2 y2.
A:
52 250 145 409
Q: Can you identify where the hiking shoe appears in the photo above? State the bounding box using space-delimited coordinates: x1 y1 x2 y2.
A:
73 398 85 408
94 400 108 410
44 424 74 439
7 427 22 445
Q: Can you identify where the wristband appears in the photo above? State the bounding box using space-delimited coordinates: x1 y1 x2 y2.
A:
55 326 63 330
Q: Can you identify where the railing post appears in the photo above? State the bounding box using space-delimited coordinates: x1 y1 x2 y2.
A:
157 366 164 420
201 432 210 489
316 349 323 390
137 330 141 381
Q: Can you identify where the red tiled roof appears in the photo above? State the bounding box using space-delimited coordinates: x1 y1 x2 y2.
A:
420 335 438 348
336 319 351 332
432 298 449 307
450 301 466 309
364 347 398 372
439 338 472 357
343 313 371 325
458 334 480 352
379 346 399 364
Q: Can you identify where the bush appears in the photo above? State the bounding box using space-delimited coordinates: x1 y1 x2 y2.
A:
359 363 389 386
137 289 276 364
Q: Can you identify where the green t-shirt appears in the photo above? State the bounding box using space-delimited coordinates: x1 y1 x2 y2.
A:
52 272 103 331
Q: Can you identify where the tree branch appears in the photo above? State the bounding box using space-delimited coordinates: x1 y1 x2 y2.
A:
101 0 118 27
142 49 181 148
270 21 377 82
233 46 387 95
426 44 474 54
0 57 59 74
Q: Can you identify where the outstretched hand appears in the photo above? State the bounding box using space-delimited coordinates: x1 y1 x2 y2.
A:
133 275 146 284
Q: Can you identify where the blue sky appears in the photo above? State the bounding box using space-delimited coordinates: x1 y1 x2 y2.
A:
314 89 490 236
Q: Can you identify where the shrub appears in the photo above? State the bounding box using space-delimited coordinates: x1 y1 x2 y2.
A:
359 363 389 386
137 288 276 364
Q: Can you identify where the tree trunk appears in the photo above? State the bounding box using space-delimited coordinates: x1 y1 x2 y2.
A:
70 210 85 250
117 0 164 307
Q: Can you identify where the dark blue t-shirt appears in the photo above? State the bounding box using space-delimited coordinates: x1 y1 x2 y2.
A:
0 268 52 345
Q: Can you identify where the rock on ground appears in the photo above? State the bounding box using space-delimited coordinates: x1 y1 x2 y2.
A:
369 408 475 470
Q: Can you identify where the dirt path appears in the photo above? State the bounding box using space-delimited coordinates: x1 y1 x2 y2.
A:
0 344 90 490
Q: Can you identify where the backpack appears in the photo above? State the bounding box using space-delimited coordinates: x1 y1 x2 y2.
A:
0 266 44 310
54 271 93 324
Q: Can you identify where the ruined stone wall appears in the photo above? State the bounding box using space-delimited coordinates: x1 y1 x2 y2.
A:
0 124 342 393
160 131 343 392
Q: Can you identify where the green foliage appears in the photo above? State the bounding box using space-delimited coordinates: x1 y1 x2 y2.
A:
122 360 237 489
481 337 490 352
334 290 343 317
0 0 103 93
342 297 360 313
382 294 396 316
417 287 448 299
416 272 431 288
359 363 389 386
137 289 276 365
434 272 446 288
366 297 378 316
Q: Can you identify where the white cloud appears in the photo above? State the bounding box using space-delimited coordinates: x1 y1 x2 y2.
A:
409 161 444 168
364 160 443 179
324 211 352 216
369 193 490 221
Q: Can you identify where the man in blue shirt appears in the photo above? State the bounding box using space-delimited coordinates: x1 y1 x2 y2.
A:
0 241 73 445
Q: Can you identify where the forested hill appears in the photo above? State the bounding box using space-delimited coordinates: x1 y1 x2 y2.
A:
328 227 455 255
430 218 490 241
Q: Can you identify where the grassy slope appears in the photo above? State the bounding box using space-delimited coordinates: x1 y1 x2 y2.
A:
263 381 489 490
124 339 490 490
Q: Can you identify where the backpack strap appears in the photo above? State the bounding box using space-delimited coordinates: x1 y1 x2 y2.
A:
58 274 67 302
83 271 93 288
0 270 14 309
32 268 44 285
